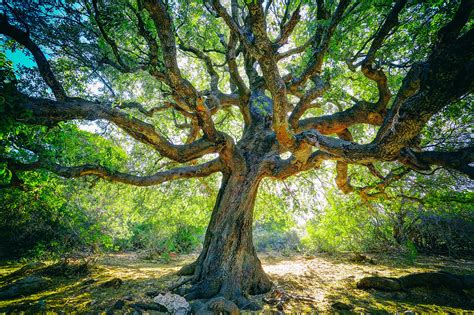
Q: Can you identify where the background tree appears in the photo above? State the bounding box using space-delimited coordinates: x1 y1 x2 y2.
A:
1 0 472 310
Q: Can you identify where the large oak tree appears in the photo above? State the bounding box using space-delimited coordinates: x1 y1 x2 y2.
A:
1 0 473 311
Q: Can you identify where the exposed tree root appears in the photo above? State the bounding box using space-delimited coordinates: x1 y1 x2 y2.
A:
177 262 196 276
171 266 269 311
263 287 317 311
168 276 192 291
179 278 263 311
357 272 474 292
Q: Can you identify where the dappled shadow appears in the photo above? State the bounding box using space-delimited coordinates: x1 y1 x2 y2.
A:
0 252 472 313
260 252 474 312
0 255 193 313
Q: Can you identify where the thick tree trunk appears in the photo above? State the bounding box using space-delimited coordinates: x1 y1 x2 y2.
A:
178 170 272 309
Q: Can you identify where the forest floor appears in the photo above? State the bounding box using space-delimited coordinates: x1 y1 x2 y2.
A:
0 251 473 313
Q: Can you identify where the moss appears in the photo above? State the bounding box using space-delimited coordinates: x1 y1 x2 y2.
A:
0 253 472 313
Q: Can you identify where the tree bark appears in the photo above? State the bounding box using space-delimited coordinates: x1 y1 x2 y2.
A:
178 170 272 309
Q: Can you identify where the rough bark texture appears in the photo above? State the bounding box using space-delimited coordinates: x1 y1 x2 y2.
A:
177 93 279 309
181 173 272 309
1 0 473 311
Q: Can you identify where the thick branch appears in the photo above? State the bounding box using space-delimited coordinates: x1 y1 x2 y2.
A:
9 95 219 163
375 29 474 158
349 0 408 111
269 151 336 180
226 33 250 97
335 129 354 194
0 15 67 101
296 100 385 135
297 130 474 179
404 147 474 179
362 0 407 67
246 0 294 148
144 0 221 142
289 77 329 129
129 2 164 78
210 0 261 58
5 158 224 186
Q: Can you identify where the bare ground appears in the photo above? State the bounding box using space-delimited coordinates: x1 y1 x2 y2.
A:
0 252 473 313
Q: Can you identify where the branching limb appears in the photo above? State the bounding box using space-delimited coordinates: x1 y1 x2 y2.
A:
355 168 411 202
269 151 336 180
287 0 351 92
374 17 473 157
345 0 407 116
360 0 407 108
296 100 385 134
129 1 165 80
143 0 224 144
276 38 311 60
114 101 174 117
91 0 133 73
4 157 224 187
0 14 67 101
8 95 219 163
246 0 294 148
178 42 220 93
296 129 474 179
210 0 261 58
226 33 250 97
401 147 474 179
274 4 301 47
289 76 329 129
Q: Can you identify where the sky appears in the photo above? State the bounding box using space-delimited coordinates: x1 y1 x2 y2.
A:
4 48 35 69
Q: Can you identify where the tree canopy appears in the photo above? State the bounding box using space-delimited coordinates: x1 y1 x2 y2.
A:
1 0 473 311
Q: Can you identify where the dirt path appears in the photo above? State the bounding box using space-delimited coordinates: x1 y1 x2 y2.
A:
0 252 473 313
262 253 473 312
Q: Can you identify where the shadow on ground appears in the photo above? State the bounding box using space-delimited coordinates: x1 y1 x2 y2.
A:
0 252 472 313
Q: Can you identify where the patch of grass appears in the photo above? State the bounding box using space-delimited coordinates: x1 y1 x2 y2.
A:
0 252 472 313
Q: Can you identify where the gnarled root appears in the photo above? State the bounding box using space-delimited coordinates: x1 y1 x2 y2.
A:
180 275 268 311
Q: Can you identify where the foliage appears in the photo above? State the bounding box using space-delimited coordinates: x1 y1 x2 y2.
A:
0 0 472 262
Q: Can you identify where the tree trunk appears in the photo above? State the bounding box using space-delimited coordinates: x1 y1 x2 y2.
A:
178 170 273 309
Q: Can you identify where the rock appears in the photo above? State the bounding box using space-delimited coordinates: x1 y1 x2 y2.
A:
145 290 159 297
190 300 213 315
394 292 408 299
399 272 463 290
100 278 123 288
207 297 239 315
113 299 126 310
332 301 353 310
0 276 52 300
357 276 402 291
130 302 167 312
357 272 472 293
462 275 474 289
153 292 190 314
349 253 376 264
1 262 45 281
81 278 96 286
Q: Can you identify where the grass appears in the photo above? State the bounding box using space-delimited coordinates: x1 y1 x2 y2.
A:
0 252 472 313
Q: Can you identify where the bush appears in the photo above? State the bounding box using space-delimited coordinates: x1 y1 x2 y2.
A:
409 213 474 256
253 226 302 252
